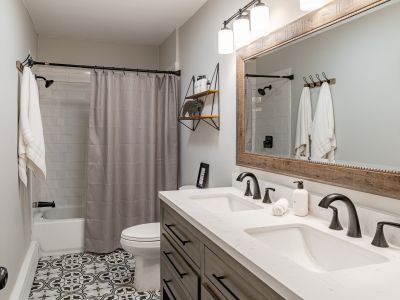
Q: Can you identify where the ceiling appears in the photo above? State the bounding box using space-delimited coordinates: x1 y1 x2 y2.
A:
23 0 208 46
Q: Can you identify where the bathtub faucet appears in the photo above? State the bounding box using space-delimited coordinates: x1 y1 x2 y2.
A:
33 201 56 208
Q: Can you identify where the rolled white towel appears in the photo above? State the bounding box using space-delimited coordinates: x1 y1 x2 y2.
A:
272 198 289 216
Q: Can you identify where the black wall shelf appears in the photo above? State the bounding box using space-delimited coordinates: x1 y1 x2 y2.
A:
178 63 220 131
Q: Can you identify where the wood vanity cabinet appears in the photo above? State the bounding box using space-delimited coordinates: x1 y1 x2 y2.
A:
160 201 284 300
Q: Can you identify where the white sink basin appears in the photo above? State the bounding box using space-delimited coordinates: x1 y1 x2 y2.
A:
245 224 388 272
189 193 263 213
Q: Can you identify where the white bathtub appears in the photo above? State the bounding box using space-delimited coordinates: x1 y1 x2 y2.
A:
32 206 85 256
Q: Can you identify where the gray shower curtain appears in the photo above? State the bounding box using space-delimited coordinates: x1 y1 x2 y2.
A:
85 71 178 253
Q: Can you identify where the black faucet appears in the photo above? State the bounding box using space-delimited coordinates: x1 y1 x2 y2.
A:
33 201 56 208
263 187 275 204
328 205 343 231
318 193 362 238
371 222 400 248
236 172 261 200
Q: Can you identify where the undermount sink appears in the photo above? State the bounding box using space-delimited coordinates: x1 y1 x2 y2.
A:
245 224 388 272
189 193 263 213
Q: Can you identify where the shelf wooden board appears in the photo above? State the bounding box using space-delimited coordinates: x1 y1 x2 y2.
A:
185 90 219 99
178 114 219 121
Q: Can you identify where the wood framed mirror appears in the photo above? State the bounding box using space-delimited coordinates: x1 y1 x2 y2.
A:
236 0 400 199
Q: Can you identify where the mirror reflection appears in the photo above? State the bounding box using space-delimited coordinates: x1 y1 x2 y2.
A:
244 1 400 171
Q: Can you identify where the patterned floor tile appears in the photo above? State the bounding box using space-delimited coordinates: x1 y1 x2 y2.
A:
29 249 159 300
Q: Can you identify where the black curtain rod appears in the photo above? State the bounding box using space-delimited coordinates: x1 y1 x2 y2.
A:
245 73 294 80
28 58 181 76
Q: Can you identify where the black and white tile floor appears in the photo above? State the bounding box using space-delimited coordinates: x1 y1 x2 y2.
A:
29 249 160 300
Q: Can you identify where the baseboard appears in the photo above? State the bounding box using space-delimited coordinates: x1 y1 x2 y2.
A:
40 248 83 257
9 241 39 300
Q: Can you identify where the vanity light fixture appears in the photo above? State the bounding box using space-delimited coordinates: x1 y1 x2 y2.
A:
300 0 325 11
218 22 234 55
251 1 270 37
218 0 270 55
233 11 251 48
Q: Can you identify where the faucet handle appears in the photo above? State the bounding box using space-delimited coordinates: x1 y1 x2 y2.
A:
371 221 400 248
263 188 275 204
328 206 343 230
244 180 253 197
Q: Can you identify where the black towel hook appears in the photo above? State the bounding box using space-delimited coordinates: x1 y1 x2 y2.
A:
316 74 323 84
22 54 33 67
303 76 309 85
309 75 317 86
322 72 329 81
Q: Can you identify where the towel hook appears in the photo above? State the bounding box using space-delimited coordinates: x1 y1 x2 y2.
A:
322 72 331 84
303 76 310 87
316 74 323 85
309 75 317 87
21 55 30 66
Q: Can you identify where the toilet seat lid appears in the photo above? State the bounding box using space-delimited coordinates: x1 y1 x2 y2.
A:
121 222 160 242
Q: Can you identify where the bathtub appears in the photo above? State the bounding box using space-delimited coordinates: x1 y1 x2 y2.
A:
32 206 85 256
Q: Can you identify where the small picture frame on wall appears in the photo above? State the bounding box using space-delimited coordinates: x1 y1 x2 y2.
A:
196 162 209 189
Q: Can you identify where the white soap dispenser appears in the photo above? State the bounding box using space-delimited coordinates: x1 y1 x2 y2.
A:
293 181 309 216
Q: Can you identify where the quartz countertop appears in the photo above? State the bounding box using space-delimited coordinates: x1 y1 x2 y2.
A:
159 187 400 300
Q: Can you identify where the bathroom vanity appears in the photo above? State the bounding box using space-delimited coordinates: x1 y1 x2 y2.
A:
159 187 400 300
160 195 283 300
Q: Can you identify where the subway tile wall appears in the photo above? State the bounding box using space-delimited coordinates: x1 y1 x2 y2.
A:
32 66 91 208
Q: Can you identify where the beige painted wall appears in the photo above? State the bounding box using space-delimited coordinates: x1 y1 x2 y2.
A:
0 0 37 298
38 36 160 69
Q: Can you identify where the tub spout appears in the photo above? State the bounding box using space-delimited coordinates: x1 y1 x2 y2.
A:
33 201 56 208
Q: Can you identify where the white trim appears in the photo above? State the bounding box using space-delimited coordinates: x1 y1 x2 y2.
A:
9 241 39 300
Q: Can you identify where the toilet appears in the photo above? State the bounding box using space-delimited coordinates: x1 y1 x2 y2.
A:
121 185 197 291
120 222 160 291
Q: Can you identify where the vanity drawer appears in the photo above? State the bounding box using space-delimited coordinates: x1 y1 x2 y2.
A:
204 247 282 300
161 233 199 299
201 278 226 300
161 258 192 300
162 207 201 267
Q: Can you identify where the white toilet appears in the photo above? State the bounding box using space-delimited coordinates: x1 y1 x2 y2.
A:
120 185 198 291
120 222 160 291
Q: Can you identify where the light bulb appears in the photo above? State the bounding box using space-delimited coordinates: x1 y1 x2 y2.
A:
300 0 325 11
233 14 250 48
218 26 234 54
250 2 270 37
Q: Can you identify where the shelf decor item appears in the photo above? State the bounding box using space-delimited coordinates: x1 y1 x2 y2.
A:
178 63 220 131
196 162 210 188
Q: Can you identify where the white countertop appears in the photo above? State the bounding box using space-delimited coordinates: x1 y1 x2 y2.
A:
159 187 400 300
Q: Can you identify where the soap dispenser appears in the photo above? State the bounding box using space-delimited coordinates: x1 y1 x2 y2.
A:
293 181 309 216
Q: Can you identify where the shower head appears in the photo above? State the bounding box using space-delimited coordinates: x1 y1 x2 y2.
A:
45 80 54 88
257 85 272 96
35 75 54 88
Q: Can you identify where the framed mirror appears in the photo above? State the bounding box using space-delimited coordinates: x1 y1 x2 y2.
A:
236 0 400 199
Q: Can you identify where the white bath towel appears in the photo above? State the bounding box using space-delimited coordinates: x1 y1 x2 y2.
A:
18 67 46 186
311 82 336 162
272 198 289 216
294 87 312 159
